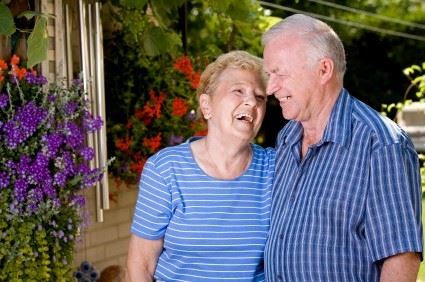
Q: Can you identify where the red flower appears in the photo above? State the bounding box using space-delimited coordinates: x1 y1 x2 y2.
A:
130 159 146 175
10 54 20 66
0 59 7 70
115 138 132 152
134 90 167 126
173 55 193 77
143 133 162 152
190 72 200 89
172 97 189 117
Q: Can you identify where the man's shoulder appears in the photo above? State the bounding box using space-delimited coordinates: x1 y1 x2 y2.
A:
351 97 412 147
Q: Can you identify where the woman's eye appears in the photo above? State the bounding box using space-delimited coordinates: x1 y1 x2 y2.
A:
256 95 266 102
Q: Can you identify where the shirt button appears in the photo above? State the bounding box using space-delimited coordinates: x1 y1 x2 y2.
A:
279 234 284 240
277 274 283 281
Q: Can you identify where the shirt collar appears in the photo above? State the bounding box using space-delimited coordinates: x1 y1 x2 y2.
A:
281 88 352 148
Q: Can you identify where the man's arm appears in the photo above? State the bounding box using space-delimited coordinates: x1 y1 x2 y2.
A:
126 235 164 282
380 252 420 282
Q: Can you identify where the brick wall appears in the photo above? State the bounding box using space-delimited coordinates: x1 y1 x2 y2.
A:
73 177 138 273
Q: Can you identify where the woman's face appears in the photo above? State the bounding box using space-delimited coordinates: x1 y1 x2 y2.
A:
201 68 267 142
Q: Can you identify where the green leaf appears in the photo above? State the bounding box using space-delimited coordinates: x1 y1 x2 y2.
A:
27 17 48 68
208 0 231 13
17 11 56 20
17 11 40 20
142 26 181 56
0 2 16 36
120 0 147 9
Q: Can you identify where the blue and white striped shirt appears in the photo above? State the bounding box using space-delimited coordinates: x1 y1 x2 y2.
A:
265 89 423 281
131 138 275 281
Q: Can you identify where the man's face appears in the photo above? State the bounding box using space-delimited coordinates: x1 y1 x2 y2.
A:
263 36 319 122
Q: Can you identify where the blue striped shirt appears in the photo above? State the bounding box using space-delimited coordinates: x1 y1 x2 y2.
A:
265 89 423 281
131 138 275 281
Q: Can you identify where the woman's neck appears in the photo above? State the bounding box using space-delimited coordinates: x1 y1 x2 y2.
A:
192 137 252 180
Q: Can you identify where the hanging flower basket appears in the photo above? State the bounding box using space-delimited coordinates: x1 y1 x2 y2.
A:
0 55 105 281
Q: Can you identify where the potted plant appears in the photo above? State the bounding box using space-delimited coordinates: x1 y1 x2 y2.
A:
0 55 105 281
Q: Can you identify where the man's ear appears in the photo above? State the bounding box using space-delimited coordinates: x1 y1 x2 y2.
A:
199 93 212 119
318 57 334 84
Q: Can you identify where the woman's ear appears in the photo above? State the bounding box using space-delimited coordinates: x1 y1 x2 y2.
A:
199 93 212 120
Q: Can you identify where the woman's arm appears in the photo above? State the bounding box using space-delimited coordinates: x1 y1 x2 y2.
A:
126 235 164 282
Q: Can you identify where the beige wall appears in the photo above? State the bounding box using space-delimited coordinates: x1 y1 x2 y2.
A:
73 177 138 273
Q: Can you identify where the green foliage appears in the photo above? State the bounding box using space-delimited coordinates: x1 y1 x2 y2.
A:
27 17 48 68
0 3 49 68
0 2 15 36
142 26 181 56
0 182 79 281
119 0 147 9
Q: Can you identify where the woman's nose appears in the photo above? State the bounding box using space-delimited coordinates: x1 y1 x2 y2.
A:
243 92 256 106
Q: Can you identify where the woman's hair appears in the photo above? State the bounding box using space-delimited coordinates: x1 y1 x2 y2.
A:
196 50 266 120
262 14 346 79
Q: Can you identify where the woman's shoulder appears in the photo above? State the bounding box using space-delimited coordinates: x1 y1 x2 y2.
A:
148 141 192 166
251 143 276 159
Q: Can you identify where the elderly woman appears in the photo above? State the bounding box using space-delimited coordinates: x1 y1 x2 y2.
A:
126 50 275 282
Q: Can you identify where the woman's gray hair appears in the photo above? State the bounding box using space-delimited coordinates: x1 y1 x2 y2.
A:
262 14 346 79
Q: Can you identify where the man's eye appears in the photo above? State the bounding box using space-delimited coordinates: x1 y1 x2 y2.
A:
233 89 243 94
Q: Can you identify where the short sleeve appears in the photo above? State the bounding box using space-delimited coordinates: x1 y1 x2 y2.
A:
366 142 423 262
130 157 172 240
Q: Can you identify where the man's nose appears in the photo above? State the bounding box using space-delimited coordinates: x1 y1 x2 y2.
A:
266 75 278 96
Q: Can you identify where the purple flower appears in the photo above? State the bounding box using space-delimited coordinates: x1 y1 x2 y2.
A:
14 178 29 202
64 101 78 116
77 164 102 188
71 195 86 207
5 160 16 170
0 93 8 109
2 101 47 149
53 171 67 187
48 94 56 103
25 72 47 85
42 179 56 199
83 111 103 132
27 187 44 213
169 134 184 145
30 153 50 183
16 155 32 179
80 147 95 161
63 121 84 149
25 72 38 84
72 78 83 89
0 172 10 188
62 151 77 176
42 133 64 157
